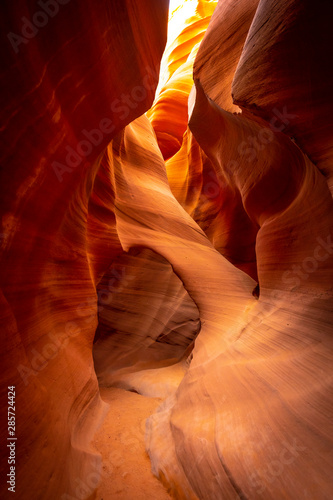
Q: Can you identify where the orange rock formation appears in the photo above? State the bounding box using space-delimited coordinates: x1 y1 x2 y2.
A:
1 0 332 499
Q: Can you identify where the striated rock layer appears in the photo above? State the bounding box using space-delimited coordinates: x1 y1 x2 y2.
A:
1 0 333 499
0 1 168 498
143 1 333 499
232 0 333 193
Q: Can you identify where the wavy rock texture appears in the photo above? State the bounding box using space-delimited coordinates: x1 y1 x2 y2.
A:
107 102 333 499
0 1 168 499
1 0 333 499
193 0 260 112
165 128 259 281
146 80 333 499
145 0 333 498
93 247 200 397
232 0 333 193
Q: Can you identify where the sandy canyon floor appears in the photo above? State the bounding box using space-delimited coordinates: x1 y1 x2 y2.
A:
93 387 172 500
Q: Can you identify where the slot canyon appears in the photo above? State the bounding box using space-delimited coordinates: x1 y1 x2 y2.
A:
1 0 333 498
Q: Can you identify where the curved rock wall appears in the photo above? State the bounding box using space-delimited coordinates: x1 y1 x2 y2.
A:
1 0 333 499
232 0 333 192
0 1 168 498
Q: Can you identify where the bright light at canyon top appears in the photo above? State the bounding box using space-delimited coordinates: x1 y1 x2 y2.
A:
168 0 196 42
153 0 214 99
169 0 188 15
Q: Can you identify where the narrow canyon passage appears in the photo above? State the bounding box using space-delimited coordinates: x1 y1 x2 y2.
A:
1 0 333 499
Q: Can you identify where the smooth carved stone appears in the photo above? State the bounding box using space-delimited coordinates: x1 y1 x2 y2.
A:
193 0 260 112
232 0 333 192
0 1 168 499
1 0 333 499
145 55 333 500
93 247 200 396
166 127 259 280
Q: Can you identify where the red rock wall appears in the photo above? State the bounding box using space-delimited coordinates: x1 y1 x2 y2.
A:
1 0 333 499
0 1 168 498
144 1 333 498
232 0 333 192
